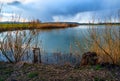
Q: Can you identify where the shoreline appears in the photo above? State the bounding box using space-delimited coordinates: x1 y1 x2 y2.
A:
0 23 79 32
0 22 120 32
0 62 120 81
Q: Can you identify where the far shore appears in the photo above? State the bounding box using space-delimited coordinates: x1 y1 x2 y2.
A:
0 22 120 32
0 22 79 32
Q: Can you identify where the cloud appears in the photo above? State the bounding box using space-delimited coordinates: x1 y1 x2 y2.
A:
0 0 20 3
0 12 29 22
0 0 120 22
53 9 120 23
22 0 120 22
7 1 21 5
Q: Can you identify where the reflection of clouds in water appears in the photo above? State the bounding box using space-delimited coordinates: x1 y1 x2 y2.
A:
76 26 89 29
0 32 7 41
0 26 119 63
37 27 90 53
0 30 35 48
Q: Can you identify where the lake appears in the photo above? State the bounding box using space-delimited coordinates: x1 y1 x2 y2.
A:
0 25 119 64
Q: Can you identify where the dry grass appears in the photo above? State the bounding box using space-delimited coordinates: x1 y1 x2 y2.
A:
78 25 120 65
91 26 119 64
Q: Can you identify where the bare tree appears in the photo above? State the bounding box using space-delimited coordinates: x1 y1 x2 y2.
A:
0 30 38 63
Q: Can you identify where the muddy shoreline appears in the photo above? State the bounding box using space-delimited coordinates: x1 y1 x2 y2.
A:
0 62 120 81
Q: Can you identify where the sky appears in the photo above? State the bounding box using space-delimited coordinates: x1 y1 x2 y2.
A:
0 0 120 23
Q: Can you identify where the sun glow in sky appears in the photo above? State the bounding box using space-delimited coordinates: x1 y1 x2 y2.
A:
0 0 120 23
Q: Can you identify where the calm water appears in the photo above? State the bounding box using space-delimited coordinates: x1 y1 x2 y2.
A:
0 25 119 64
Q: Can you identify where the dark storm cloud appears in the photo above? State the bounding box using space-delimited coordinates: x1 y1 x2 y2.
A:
3 0 120 22
7 1 21 5
31 0 120 21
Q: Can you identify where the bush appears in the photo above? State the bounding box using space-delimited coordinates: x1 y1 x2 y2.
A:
76 26 120 65
88 26 120 64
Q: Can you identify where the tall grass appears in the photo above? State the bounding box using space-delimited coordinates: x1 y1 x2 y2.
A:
75 25 120 65
89 26 120 64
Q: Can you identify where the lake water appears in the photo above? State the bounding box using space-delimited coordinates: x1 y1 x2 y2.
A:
0 25 119 64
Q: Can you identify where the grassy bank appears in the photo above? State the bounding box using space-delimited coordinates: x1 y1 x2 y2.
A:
0 62 120 81
0 23 29 32
0 22 79 32
0 22 120 32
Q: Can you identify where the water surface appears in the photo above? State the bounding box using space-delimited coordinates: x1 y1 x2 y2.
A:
0 25 119 64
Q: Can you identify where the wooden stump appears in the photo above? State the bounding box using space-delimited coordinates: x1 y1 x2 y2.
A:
33 48 41 63
80 52 98 66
